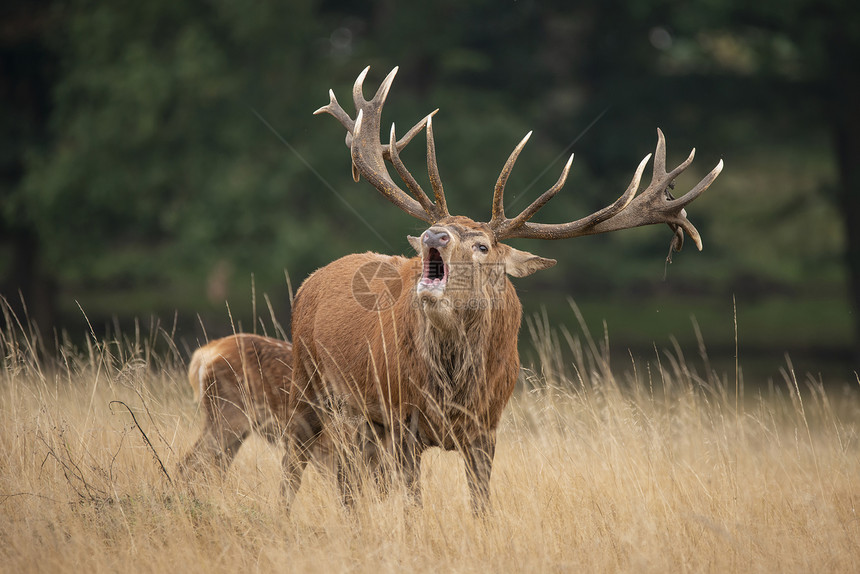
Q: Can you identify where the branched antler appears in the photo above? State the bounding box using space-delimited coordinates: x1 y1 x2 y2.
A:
489 128 723 252
314 67 449 223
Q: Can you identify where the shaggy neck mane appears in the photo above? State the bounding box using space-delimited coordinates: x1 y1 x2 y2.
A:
418 306 492 403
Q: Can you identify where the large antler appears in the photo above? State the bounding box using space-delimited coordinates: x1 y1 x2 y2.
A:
489 129 723 252
314 66 449 223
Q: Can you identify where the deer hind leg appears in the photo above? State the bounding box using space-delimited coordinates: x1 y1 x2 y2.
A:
337 416 417 508
358 420 393 489
281 405 324 513
402 446 425 507
179 389 255 480
179 428 247 476
335 452 360 509
329 417 373 509
307 417 389 509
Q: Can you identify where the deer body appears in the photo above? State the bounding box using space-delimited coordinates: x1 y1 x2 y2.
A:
288 220 532 509
292 243 522 441
180 333 385 495
281 66 722 513
180 334 294 476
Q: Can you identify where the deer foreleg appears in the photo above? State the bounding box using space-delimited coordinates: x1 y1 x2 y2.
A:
464 433 496 515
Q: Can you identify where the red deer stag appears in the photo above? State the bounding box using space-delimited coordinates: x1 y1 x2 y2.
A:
284 66 722 513
180 333 386 494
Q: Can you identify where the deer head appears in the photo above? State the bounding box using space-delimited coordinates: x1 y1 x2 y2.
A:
315 67 723 326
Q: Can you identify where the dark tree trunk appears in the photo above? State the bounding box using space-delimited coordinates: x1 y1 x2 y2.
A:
830 33 860 360
834 128 860 360
0 0 60 341
1 228 57 341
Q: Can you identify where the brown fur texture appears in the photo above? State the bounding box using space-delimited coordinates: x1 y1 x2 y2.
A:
179 334 385 496
299 67 719 514
286 216 552 512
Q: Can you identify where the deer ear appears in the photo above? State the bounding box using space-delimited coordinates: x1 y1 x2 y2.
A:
505 247 556 277
407 235 422 253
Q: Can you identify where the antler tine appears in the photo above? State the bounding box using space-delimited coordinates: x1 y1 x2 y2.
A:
313 89 355 134
490 131 532 227
352 66 372 105
350 109 366 182
499 153 574 233
381 109 438 161
372 66 398 105
671 158 724 208
653 128 697 184
425 116 449 218
389 122 436 216
593 153 652 222
652 126 667 178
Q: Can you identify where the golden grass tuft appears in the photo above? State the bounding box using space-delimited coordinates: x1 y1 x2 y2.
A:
1 305 858 573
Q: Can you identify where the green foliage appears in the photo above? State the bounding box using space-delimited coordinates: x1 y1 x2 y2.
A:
19 1 329 298
0 0 855 353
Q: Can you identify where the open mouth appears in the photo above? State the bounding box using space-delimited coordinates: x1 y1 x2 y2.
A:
419 247 448 291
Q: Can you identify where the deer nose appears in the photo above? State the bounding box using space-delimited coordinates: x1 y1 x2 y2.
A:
423 228 450 248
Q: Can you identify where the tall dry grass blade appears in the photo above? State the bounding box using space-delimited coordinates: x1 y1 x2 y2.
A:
110 400 173 486
733 294 739 423
263 293 289 341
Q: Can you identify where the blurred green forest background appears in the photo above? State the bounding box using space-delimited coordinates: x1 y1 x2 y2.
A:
2 0 858 383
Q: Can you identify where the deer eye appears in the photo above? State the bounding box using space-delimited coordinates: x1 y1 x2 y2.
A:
476 244 489 254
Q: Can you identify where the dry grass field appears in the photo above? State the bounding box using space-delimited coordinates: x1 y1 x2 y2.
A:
1 308 859 573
